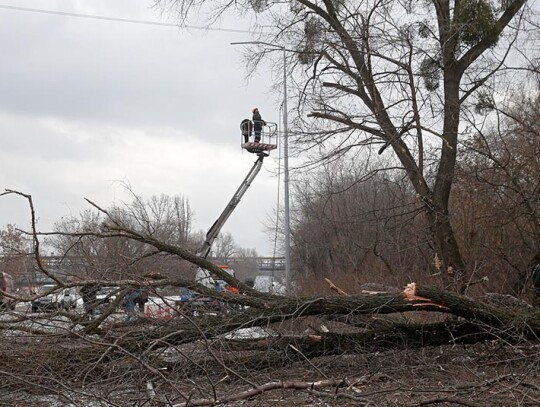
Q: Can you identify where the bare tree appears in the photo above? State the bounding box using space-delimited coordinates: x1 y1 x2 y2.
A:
47 193 195 281
157 0 537 291
292 161 430 284
211 231 237 262
0 224 33 286
453 87 540 294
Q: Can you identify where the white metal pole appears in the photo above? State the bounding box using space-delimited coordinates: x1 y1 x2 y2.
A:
282 47 291 294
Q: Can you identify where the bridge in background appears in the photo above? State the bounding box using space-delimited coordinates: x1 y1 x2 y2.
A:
211 256 285 276
4 255 286 285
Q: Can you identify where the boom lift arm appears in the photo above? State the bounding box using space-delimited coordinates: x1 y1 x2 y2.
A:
196 154 266 259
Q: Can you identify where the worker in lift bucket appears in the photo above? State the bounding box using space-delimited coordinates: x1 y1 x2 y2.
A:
252 107 266 143
240 119 253 143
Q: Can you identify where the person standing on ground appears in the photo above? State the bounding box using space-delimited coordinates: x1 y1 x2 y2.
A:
135 288 149 312
252 108 266 142
80 283 98 319
123 288 142 321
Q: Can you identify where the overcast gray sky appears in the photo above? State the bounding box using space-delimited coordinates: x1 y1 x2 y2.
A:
0 0 286 256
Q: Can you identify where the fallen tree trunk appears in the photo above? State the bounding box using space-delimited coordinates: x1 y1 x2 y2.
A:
1 283 534 393
59 216 540 351
99 283 540 358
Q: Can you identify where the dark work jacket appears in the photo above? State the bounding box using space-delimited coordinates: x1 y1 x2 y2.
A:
240 119 252 135
252 111 266 131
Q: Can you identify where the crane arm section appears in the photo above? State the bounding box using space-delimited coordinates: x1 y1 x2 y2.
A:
197 154 265 259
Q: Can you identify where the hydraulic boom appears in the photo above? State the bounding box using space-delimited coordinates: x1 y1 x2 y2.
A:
196 153 266 259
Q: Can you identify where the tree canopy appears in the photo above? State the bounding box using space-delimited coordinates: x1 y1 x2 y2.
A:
158 0 537 289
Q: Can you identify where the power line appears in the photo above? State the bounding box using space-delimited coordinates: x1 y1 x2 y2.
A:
0 4 259 34
3 4 537 45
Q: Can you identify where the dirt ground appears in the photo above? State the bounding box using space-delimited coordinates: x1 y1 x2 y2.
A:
3 313 540 406
184 340 540 407
167 341 540 407
7 340 540 407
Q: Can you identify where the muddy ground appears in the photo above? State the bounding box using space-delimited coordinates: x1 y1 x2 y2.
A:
3 314 540 406
170 340 540 407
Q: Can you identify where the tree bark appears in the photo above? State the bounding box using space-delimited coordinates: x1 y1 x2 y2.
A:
101 284 540 355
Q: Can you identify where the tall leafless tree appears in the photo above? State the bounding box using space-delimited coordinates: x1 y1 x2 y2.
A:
157 0 536 291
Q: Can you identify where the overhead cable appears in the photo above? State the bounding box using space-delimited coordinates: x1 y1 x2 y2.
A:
0 4 259 34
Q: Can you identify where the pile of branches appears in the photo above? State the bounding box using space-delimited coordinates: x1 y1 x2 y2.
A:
2 201 540 405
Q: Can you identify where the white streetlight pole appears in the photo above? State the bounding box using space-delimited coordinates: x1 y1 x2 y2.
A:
230 41 291 293
281 46 291 294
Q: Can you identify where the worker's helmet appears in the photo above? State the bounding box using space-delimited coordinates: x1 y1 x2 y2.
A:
252 107 258 113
